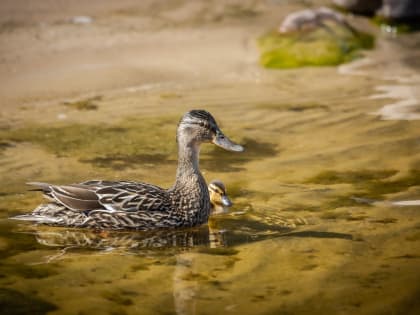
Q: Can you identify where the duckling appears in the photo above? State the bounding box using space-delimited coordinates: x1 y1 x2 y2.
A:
208 180 232 214
12 110 243 230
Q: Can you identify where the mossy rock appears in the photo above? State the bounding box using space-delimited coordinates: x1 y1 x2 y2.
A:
258 25 374 69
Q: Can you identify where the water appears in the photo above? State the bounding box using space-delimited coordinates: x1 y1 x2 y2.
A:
1 4 420 315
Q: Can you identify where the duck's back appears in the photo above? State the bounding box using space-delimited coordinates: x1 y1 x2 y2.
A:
86 180 172 212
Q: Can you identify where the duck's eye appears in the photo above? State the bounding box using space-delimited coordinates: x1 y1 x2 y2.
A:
199 122 205 127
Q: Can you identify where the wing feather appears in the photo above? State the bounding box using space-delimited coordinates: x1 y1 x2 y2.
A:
28 180 172 213
96 183 172 212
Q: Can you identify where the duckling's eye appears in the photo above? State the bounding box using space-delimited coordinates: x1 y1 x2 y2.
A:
199 122 205 127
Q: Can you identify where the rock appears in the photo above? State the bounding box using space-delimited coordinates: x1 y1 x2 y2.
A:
259 7 374 69
334 0 420 20
71 16 93 25
333 0 382 15
377 0 420 19
279 7 354 34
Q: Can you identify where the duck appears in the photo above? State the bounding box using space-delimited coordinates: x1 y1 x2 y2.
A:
12 110 243 230
208 180 232 214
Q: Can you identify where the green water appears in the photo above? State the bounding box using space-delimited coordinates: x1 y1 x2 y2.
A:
1 36 420 315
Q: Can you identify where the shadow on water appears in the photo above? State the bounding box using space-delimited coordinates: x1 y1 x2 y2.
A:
0 220 47 260
80 153 172 170
201 137 279 172
0 288 57 315
306 169 420 199
280 230 353 240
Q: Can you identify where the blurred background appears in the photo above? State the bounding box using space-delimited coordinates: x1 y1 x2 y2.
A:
0 1 419 315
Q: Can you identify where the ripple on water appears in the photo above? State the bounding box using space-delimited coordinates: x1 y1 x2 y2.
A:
371 84 420 120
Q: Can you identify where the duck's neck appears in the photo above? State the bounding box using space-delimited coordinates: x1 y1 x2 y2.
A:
170 138 210 224
175 141 201 180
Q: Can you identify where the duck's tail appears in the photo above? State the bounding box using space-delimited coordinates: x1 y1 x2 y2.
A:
10 214 63 224
10 203 67 225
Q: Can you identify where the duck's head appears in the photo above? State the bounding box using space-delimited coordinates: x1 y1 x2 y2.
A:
177 110 243 152
209 180 232 214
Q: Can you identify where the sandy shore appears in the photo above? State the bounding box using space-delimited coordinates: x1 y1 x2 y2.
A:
0 0 315 109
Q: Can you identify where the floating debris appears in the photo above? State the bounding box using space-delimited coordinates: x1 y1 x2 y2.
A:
71 16 93 25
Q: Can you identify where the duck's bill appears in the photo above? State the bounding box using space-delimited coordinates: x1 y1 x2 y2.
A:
213 132 244 152
221 195 233 207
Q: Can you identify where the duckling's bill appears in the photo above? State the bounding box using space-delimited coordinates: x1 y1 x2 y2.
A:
221 195 232 207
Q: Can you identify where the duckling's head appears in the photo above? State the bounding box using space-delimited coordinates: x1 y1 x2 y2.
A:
209 180 232 214
177 110 243 152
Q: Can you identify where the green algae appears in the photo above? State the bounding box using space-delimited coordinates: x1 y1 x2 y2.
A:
257 102 329 112
0 192 41 218
197 247 239 256
0 115 250 174
307 169 420 202
306 170 397 185
320 210 352 220
0 20 26 33
325 194 368 209
300 263 318 271
130 263 149 271
179 271 209 281
0 221 45 260
258 26 374 69
159 92 183 99
0 140 14 152
80 153 170 170
405 231 420 242
0 288 57 315
0 116 178 168
320 208 369 221
101 290 134 306
356 170 420 198
370 218 398 224
0 263 59 279
62 96 102 111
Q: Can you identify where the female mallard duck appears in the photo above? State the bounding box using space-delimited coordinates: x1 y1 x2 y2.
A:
13 110 243 230
208 180 232 214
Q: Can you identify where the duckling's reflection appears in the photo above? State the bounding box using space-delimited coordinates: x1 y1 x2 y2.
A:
173 253 199 315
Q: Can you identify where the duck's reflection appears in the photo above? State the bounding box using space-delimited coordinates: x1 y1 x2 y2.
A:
13 215 352 315
16 223 226 315
20 224 225 251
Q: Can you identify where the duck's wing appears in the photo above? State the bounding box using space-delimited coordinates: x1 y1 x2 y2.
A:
28 181 172 213
28 182 101 211
95 182 172 212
